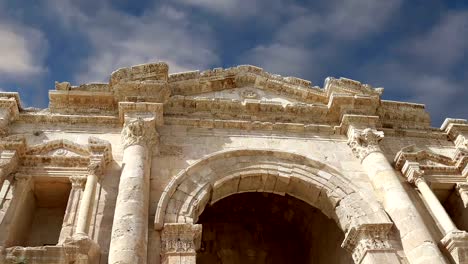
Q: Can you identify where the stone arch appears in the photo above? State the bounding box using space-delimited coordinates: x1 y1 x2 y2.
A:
155 149 399 263
155 149 391 231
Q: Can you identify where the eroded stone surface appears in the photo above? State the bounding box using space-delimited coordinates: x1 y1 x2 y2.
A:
0 62 465 264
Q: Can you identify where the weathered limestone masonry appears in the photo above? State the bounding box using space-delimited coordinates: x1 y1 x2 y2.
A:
0 61 466 264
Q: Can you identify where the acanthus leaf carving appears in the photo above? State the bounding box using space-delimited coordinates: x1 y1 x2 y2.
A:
347 128 384 161
121 118 159 149
160 223 202 256
341 224 395 264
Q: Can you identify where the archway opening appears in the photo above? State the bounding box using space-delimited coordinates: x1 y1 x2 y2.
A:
196 192 353 263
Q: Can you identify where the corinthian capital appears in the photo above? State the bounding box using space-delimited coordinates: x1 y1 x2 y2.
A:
347 128 384 161
122 117 159 149
342 224 395 264
161 223 202 256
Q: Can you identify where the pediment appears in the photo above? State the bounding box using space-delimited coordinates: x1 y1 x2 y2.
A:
395 145 467 178
186 87 302 106
26 139 91 157
395 146 455 168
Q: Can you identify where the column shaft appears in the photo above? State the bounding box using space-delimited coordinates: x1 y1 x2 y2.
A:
59 177 85 243
109 144 150 264
362 151 447 264
415 179 458 235
75 174 98 236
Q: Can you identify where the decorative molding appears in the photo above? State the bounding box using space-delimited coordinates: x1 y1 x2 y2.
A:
347 128 384 161
441 230 468 264
161 223 202 256
401 161 426 185
0 136 113 183
394 146 468 179
341 223 395 264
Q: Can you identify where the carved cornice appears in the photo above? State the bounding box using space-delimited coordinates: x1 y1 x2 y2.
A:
0 136 113 181
161 223 202 256
39 62 429 130
347 128 384 162
394 146 468 180
341 223 395 264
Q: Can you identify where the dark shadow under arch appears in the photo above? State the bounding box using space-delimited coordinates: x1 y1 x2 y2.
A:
196 192 354 264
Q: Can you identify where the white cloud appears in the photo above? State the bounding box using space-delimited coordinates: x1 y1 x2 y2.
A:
46 1 220 83
175 0 306 21
241 0 402 80
0 22 47 79
400 11 468 69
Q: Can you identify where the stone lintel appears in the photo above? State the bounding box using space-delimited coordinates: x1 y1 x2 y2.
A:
337 114 381 135
118 102 163 126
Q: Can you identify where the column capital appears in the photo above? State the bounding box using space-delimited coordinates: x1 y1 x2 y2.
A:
161 223 202 256
347 128 384 161
441 230 468 263
70 176 87 190
122 117 159 149
342 224 395 264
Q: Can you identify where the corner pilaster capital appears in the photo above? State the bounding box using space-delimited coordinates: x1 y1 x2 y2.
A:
160 223 202 256
342 223 395 264
401 161 426 185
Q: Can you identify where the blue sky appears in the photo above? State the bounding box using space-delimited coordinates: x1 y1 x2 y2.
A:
0 0 466 126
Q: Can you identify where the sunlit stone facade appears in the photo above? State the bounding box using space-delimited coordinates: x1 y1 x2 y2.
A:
0 62 467 263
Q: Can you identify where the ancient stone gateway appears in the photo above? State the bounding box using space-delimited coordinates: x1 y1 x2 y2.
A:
155 149 399 263
0 62 467 263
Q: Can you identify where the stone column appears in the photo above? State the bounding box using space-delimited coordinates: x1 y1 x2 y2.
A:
75 166 99 237
108 117 158 264
347 126 448 264
59 176 86 244
401 162 468 263
160 224 202 264
0 175 34 248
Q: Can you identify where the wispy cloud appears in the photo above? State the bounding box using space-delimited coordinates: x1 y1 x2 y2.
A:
0 18 48 80
240 0 402 78
46 0 219 83
359 10 468 125
398 11 468 71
